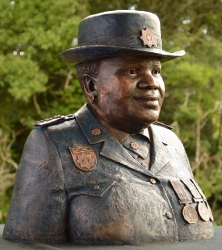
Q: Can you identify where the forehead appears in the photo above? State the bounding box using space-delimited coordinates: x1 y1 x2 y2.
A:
100 56 161 68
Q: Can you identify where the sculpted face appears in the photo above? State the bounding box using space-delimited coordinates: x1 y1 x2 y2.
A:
85 56 165 133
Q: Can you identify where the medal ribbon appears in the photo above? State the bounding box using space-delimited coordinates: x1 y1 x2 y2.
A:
190 179 206 200
181 179 203 202
170 180 192 204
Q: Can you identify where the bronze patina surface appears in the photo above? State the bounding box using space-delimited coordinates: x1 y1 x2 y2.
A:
3 10 213 245
140 27 156 47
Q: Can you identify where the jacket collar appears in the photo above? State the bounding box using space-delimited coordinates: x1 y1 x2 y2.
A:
75 105 170 177
148 124 171 175
75 104 111 144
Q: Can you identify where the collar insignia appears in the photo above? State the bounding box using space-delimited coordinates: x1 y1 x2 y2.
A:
92 128 102 135
140 27 155 48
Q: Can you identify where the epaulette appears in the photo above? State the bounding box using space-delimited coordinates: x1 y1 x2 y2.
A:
152 121 173 130
34 114 75 127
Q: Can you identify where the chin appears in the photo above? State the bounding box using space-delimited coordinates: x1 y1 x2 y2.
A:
140 110 160 124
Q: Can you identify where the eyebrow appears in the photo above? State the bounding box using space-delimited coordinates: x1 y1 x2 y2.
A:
152 60 161 66
117 59 161 68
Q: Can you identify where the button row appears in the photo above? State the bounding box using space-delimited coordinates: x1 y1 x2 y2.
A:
150 178 156 184
166 212 173 219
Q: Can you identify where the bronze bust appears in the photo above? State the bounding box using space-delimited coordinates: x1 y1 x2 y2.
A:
3 10 214 245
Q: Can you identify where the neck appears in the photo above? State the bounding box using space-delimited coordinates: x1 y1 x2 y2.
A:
87 104 150 134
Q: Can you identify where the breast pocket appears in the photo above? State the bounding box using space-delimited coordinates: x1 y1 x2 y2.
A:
68 180 118 242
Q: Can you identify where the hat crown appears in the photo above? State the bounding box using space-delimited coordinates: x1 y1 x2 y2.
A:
78 10 162 49
59 10 185 66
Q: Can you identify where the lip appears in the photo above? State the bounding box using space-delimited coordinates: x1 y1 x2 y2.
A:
133 95 159 101
133 95 160 108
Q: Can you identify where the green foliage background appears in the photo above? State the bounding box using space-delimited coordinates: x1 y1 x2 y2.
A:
0 0 222 225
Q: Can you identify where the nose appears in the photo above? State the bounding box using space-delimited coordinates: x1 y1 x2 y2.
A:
137 72 159 90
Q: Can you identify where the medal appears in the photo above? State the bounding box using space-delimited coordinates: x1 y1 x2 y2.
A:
182 205 198 224
197 202 209 221
170 180 196 224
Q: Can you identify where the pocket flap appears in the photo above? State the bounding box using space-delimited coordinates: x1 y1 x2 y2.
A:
68 180 116 199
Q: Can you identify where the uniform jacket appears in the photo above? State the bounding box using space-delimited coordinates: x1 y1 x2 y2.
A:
3 105 214 244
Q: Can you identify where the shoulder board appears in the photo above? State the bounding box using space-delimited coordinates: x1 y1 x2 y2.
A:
152 121 173 130
34 114 75 127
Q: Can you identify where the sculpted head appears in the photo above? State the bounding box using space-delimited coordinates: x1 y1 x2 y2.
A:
76 56 165 133
60 10 185 133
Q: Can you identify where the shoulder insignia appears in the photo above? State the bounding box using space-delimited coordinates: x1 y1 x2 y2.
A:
152 121 173 130
34 114 75 127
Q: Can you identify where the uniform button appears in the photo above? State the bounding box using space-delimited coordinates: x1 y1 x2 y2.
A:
94 185 100 190
150 178 156 184
166 212 173 219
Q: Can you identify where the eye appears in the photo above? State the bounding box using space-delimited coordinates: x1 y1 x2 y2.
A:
129 69 137 78
152 69 161 77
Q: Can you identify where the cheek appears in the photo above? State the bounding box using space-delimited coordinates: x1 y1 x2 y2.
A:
98 88 121 109
159 80 165 98
97 74 134 108
102 84 127 103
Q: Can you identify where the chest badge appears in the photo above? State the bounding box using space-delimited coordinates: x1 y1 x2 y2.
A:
69 146 97 171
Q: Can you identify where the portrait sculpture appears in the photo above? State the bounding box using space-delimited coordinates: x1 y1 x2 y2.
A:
3 10 214 245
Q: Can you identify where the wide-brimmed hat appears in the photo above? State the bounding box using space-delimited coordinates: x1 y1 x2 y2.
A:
59 10 185 66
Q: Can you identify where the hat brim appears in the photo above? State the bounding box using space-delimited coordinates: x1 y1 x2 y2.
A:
59 45 185 66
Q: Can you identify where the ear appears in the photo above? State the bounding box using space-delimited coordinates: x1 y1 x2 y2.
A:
82 74 97 100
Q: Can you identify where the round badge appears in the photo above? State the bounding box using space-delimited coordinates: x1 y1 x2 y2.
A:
182 205 198 224
198 202 209 221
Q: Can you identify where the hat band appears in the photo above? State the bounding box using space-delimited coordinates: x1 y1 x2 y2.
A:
79 34 162 49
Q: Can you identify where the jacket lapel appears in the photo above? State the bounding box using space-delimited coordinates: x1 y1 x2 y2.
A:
75 105 156 177
99 137 155 177
149 124 171 175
